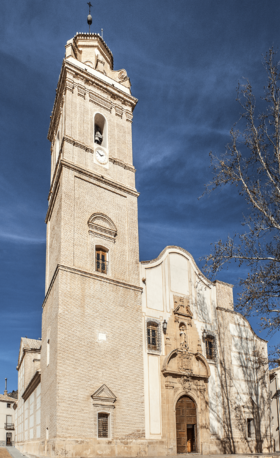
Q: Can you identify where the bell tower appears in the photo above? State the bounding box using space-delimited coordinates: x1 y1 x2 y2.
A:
41 33 145 455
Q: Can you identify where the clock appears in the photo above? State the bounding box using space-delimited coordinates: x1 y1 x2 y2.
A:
95 149 108 164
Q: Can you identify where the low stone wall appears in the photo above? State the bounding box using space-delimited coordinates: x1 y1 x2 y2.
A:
17 438 167 457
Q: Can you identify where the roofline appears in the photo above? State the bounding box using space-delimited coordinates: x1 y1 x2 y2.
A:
214 279 234 288
216 306 268 343
73 33 114 69
17 338 41 370
141 245 212 287
270 366 280 374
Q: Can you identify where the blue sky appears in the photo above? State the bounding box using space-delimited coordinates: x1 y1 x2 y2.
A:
0 0 280 391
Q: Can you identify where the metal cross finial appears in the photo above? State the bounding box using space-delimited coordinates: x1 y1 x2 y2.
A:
87 2 93 33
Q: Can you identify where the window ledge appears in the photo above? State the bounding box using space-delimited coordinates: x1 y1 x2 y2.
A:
207 359 217 365
147 349 161 356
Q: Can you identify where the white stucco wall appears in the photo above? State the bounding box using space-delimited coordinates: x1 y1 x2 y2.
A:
0 399 15 446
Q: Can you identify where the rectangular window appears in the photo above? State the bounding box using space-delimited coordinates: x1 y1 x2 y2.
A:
147 323 159 351
247 419 253 438
205 336 215 360
7 403 11 408
98 413 109 438
96 249 108 274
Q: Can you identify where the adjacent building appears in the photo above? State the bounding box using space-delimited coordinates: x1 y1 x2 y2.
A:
0 380 17 446
15 33 272 456
270 366 280 451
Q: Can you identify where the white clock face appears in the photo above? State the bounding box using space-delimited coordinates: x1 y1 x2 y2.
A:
95 149 108 164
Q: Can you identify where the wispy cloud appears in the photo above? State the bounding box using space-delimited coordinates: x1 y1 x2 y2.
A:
0 231 45 244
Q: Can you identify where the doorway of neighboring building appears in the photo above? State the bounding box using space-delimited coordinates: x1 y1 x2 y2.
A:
176 395 197 453
6 433 12 446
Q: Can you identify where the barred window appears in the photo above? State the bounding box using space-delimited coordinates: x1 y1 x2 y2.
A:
247 418 253 438
96 248 108 274
98 413 109 438
147 322 159 351
205 336 215 360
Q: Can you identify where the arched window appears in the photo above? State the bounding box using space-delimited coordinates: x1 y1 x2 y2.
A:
94 113 108 149
98 412 109 438
95 247 108 274
147 321 159 351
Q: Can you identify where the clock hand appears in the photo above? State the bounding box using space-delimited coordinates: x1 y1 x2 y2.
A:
98 151 104 156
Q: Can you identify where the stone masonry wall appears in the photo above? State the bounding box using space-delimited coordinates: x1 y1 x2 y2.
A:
55 269 145 439
214 280 234 311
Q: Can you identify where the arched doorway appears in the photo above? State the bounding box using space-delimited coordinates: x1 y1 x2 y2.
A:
176 395 197 453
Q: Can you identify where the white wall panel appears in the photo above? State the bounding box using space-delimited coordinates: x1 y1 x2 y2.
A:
170 254 188 295
148 355 161 435
146 266 163 311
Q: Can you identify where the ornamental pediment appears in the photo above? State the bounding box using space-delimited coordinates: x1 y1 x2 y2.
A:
162 349 210 379
88 213 117 243
91 384 116 403
173 295 193 319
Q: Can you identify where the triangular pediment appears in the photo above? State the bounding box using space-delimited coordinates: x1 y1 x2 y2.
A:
91 384 116 402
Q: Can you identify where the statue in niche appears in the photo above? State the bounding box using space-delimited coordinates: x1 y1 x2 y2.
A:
94 125 103 145
179 323 187 348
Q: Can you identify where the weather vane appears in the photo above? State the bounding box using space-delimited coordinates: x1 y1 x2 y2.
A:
87 2 93 33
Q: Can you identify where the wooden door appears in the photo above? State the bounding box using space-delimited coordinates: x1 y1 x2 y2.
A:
176 396 196 453
6 433 12 446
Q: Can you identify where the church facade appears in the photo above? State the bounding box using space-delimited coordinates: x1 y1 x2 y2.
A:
15 33 271 456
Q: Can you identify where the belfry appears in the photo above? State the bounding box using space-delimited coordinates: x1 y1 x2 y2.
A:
15 31 272 456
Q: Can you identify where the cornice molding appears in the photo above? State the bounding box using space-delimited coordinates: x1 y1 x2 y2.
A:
46 157 139 222
42 264 142 309
61 135 136 172
22 371 41 402
109 156 135 172
17 348 41 372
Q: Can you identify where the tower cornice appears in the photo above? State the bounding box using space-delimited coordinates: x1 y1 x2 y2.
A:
46 158 139 223
42 264 143 310
48 59 138 143
72 33 114 69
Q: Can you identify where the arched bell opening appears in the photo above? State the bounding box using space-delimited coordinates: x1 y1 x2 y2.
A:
176 395 197 453
94 112 108 149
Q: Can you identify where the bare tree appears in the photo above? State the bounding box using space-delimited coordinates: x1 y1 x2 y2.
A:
202 49 280 353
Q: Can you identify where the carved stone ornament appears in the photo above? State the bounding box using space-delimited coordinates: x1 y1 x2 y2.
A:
179 350 193 373
195 379 206 393
180 376 192 391
173 295 193 321
118 69 128 82
88 213 117 243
